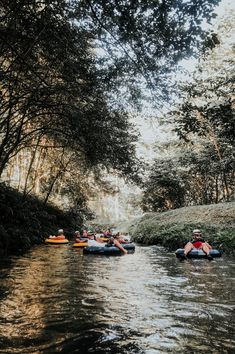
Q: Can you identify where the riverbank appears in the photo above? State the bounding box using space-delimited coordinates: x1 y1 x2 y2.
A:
129 202 235 254
0 183 77 256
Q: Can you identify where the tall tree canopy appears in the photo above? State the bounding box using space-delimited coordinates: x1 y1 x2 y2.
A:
0 0 222 217
74 0 220 106
142 18 235 211
0 0 139 178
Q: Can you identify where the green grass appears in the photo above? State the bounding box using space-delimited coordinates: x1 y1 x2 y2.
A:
129 203 235 254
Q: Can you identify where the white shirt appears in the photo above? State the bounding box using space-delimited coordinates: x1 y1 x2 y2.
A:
87 239 106 247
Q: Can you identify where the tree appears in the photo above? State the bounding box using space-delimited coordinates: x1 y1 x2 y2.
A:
172 49 235 202
178 142 234 205
152 20 235 207
0 0 223 216
0 0 140 181
74 0 220 107
142 159 185 212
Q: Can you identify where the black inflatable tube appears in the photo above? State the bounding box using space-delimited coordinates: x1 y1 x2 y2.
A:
83 243 135 255
175 248 222 259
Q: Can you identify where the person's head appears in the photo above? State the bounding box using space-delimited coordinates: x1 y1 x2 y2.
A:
58 229 64 235
75 231 80 236
87 234 94 239
193 229 202 238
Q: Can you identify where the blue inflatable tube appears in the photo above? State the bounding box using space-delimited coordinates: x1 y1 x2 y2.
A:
175 248 222 259
83 243 135 255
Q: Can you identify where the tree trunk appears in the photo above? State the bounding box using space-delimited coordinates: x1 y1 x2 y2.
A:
23 136 41 197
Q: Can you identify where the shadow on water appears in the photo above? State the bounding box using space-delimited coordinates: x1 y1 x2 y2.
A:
0 244 234 353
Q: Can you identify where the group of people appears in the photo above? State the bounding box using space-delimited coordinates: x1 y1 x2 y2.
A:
75 230 129 254
49 227 213 259
49 228 129 254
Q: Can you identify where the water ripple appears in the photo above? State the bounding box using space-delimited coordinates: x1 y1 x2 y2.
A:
0 245 234 353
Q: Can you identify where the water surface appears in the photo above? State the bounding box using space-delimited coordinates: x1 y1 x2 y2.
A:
0 245 234 353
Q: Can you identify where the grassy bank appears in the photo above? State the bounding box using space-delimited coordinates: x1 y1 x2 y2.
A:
0 183 77 256
129 202 235 254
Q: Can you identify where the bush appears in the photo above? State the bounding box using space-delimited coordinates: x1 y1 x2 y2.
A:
130 217 235 254
0 183 82 255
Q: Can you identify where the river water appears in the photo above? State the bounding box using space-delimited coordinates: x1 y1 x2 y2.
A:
0 245 234 354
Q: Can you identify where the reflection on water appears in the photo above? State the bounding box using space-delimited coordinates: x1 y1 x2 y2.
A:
0 245 234 353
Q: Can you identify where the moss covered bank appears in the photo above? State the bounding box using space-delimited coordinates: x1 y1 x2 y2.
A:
129 202 235 255
0 184 77 256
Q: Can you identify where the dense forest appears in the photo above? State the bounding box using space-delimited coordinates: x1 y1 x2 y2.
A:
142 11 234 212
0 0 234 253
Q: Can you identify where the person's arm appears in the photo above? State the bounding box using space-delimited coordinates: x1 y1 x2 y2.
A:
204 241 212 249
114 239 128 254
119 238 129 243
95 236 103 243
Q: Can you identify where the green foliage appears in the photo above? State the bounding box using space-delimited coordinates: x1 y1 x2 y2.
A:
130 219 235 254
130 221 191 248
75 0 220 105
173 41 235 204
208 228 235 254
143 38 235 210
0 183 88 255
130 201 235 253
0 0 225 228
142 159 185 212
178 142 235 205
0 0 140 181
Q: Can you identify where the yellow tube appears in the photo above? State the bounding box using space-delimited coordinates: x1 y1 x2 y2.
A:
72 242 88 248
99 237 109 242
45 238 69 244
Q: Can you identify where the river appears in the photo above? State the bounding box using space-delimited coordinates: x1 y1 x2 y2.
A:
0 245 234 353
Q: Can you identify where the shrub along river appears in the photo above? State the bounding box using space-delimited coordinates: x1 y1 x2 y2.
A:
0 245 234 353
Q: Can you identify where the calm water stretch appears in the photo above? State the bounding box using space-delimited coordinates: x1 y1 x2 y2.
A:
0 245 234 354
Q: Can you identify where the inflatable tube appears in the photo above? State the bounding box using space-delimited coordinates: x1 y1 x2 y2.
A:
83 243 135 255
73 242 88 248
99 237 109 242
45 238 69 245
175 248 222 259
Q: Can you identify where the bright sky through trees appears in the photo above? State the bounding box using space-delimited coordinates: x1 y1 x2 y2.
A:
134 0 235 161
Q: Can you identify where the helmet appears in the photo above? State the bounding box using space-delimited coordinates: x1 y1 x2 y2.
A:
193 229 201 234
